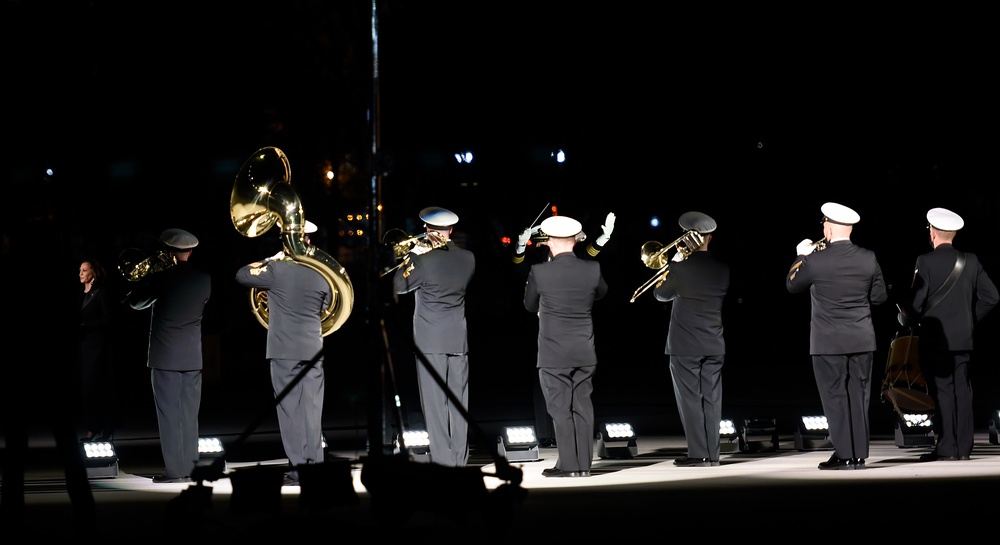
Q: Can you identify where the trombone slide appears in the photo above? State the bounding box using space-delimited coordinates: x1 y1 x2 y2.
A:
629 265 669 303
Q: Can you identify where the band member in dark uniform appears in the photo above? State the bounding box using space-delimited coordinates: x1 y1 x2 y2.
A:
394 207 476 467
898 207 998 461
525 215 609 477
787 203 887 470
128 228 212 483
654 211 729 467
235 221 331 484
514 210 615 446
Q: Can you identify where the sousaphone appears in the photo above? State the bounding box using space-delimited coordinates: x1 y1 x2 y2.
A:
231 146 354 336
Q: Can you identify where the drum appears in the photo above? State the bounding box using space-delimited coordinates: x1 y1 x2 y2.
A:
880 332 934 417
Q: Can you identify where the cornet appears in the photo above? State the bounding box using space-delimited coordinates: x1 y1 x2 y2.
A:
629 230 705 303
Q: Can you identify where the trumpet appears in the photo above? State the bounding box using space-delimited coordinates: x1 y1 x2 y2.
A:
796 238 827 255
628 230 705 303
379 228 448 278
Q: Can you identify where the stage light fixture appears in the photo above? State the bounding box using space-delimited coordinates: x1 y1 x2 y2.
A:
989 410 1000 445
497 425 540 462
894 412 935 447
794 415 834 451
195 436 227 473
738 418 778 453
81 440 119 479
720 418 740 453
597 422 637 459
395 429 430 461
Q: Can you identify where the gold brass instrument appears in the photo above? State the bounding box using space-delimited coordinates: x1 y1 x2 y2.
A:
118 248 177 282
231 146 354 337
379 228 447 278
628 230 705 303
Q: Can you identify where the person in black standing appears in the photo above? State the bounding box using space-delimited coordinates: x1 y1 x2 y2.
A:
787 202 887 470
898 207 998 461
127 228 212 483
78 258 117 442
653 211 730 467
525 215 608 478
235 221 331 484
393 207 476 467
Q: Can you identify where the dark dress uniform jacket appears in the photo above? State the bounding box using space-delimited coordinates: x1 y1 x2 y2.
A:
524 252 608 368
786 240 888 354
235 259 330 360
394 240 476 354
129 262 212 371
654 251 729 356
908 243 999 352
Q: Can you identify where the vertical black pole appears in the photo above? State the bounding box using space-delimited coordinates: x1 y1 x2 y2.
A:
367 0 391 457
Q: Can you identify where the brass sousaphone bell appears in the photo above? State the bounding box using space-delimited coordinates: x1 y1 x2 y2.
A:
230 146 354 336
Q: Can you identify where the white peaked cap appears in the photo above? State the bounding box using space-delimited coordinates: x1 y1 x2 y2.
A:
419 206 459 228
821 202 860 225
540 215 583 238
927 207 963 231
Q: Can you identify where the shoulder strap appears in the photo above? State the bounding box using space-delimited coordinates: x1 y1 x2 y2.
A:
926 252 966 312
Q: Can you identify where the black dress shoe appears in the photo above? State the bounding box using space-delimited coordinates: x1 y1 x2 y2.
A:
851 458 866 469
673 457 719 467
542 468 586 477
919 452 957 462
818 455 857 470
958 455 971 460
152 474 192 484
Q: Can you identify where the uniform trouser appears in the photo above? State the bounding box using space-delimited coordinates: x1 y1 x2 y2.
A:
669 354 724 461
416 352 470 467
926 351 974 458
539 365 596 473
271 358 325 467
812 353 872 460
151 368 201 478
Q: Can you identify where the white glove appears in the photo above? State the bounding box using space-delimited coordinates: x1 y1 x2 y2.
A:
410 243 434 256
516 226 540 253
595 212 616 246
796 239 816 256
269 250 286 262
671 250 685 263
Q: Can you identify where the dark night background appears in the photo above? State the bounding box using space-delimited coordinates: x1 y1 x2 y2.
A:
4 2 999 445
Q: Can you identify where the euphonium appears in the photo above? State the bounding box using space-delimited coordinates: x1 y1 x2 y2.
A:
383 228 446 259
118 248 177 282
231 146 354 336
379 228 447 278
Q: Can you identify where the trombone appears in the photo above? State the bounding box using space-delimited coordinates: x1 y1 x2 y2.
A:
628 230 705 303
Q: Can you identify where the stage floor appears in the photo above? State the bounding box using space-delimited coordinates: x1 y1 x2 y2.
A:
4 432 1000 540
